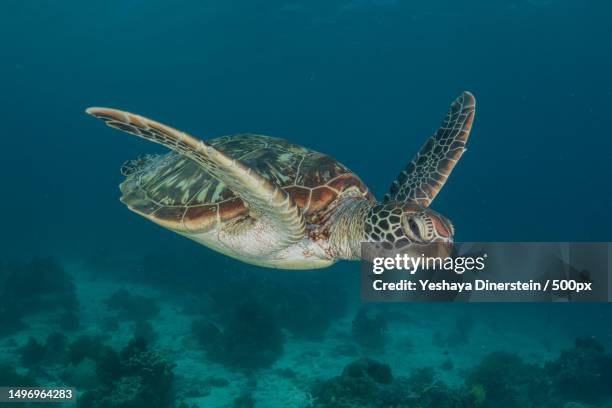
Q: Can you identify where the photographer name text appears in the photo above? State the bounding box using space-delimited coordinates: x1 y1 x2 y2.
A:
373 279 592 293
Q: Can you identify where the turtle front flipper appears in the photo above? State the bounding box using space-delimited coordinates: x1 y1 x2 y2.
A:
384 91 476 207
86 107 306 248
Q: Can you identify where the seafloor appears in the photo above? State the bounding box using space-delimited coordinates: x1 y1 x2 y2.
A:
1 254 611 408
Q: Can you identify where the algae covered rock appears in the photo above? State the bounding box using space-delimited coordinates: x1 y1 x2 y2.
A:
311 358 459 408
312 358 398 407
546 337 612 404
466 351 549 408
76 338 176 408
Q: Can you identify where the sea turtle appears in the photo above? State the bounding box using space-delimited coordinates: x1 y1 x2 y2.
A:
86 91 475 269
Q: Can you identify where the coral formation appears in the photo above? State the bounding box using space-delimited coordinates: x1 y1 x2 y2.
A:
466 351 549 408
312 358 463 408
312 358 407 407
5 251 612 408
77 338 176 408
462 341 612 407
546 337 612 404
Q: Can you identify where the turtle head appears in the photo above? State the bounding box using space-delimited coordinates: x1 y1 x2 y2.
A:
365 91 474 248
355 91 475 260
365 202 455 245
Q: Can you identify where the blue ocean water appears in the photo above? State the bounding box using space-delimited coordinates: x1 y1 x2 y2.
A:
1 1 611 407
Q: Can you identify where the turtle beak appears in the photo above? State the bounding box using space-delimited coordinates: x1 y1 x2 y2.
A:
432 216 454 258
430 213 455 242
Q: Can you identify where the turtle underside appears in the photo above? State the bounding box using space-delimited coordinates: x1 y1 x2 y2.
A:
120 134 374 233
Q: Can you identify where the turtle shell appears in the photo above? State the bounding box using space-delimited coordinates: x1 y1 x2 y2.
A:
120 134 374 233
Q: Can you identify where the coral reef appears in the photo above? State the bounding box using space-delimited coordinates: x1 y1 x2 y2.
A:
312 358 406 407
76 338 176 408
546 337 612 404
466 351 549 408
6 249 612 408
312 358 463 408
460 342 612 407
65 335 123 386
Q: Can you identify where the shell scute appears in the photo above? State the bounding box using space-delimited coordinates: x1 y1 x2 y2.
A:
283 186 310 208
183 205 218 233
307 187 338 216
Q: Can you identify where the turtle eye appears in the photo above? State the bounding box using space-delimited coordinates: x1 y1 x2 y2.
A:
402 214 423 242
402 214 433 243
408 218 420 237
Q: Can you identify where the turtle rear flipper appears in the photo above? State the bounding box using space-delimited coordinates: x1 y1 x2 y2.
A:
86 107 306 248
384 91 476 207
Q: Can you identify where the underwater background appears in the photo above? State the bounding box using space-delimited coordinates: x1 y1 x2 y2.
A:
1 0 612 407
